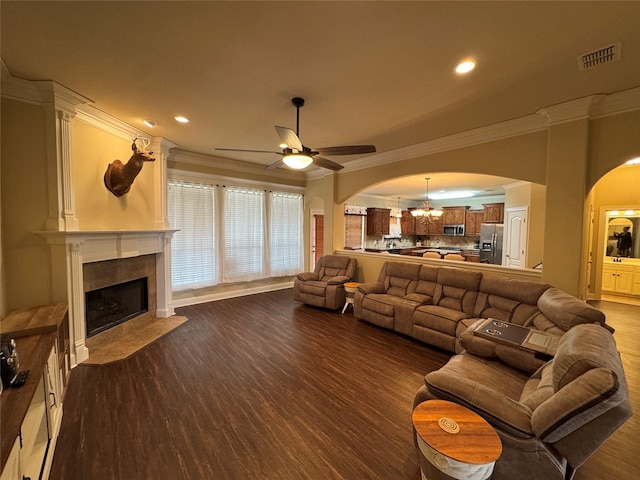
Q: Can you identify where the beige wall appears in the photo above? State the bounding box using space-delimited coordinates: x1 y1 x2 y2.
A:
1 98 54 310
589 109 640 189
73 121 157 230
335 131 548 204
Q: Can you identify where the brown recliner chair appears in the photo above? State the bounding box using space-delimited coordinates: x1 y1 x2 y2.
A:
414 323 632 480
293 255 357 309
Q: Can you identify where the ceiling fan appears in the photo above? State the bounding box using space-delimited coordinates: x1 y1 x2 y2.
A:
216 97 376 171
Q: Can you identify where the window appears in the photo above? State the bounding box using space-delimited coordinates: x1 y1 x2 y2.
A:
223 186 265 282
344 215 364 249
168 176 303 290
269 191 303 276
167 180 217 290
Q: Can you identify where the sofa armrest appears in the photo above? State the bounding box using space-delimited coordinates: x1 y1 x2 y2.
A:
532 368 620 442
537 287 608 332
327 275 350 285
296 272 319 282
358 282 384 295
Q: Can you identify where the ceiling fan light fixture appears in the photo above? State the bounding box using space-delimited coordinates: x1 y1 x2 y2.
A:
455 60 476 74
283 153 313 169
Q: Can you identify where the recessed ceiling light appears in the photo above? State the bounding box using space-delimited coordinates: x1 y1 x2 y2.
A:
142 119 157 128
455 60 476 74
174 116 190 123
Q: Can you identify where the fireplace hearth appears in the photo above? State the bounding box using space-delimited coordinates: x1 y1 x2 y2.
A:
85 278 148 337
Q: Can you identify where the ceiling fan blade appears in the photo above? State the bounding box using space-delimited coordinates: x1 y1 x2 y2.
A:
266 159 285 170
313 156 344 171
275 126 303 151
313 145 377 156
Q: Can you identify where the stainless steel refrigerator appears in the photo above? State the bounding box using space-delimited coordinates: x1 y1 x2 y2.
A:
480 223 504 265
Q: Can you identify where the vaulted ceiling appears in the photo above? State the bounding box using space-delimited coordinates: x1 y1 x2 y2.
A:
2 1 639 199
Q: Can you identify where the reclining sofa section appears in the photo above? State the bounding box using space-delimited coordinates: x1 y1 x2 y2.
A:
353 261 608 371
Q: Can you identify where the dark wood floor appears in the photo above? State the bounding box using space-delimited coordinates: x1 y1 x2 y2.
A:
49 291 639 480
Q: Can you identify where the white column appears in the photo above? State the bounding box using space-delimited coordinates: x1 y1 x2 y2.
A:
151 137 177 229
68 241 89 365
156 231 176 318
58 109 80 231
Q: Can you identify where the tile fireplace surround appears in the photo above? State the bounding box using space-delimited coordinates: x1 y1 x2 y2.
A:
36 230 176 366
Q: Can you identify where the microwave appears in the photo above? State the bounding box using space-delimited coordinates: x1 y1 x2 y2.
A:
443 224 465 236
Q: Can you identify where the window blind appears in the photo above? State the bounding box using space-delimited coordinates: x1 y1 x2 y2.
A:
167 180 217 289
344 215 364 249
269 191 303 276
223 186 265 282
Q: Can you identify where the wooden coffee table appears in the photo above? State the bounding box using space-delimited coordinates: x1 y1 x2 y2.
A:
412 400 502 480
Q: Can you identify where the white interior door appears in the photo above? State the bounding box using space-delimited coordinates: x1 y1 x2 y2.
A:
504 207 528 268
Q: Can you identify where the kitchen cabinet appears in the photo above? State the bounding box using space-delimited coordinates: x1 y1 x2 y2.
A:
412 216 444 235
400 211 415 235
483 203 504 223
366 208 391 235
602 264 634 294
442 206 468 226
465 210 484 236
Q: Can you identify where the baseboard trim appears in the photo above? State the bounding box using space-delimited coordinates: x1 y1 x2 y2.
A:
172 281 294 308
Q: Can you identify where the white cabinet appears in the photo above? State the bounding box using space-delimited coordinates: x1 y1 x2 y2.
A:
633 267 640 296
0 440 20 480
602 264 634 294
0 343 62 480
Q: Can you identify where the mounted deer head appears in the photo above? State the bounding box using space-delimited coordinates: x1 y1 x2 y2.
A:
104 136 155 197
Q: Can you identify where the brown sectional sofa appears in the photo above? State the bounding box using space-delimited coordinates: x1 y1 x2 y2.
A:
353 261 610 372
413 323 632 480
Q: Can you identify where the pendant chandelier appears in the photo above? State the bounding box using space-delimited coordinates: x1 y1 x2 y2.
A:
411 177 443 221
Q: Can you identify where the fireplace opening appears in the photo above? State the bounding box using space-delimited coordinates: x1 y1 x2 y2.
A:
85 278 148 337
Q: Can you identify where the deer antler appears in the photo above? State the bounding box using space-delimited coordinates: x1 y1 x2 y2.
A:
131 134 151 152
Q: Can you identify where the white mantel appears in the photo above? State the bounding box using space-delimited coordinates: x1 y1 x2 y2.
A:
36 229 177 366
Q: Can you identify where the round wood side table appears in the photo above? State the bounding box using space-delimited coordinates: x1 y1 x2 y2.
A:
342 282 361 314
412 400 502 480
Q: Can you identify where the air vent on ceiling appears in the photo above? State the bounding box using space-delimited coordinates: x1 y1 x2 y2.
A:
578 42 621 71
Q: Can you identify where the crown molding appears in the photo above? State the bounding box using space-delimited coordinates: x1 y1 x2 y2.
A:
537 95 606 125
1 63 93 113
340 113 549 174
75 104 150 141
338 87 640 175
591 86 640 118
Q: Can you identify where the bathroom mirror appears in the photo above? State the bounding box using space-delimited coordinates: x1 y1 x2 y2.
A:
605 212 639 258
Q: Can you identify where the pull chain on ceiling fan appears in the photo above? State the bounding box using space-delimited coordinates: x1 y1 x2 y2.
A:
216 97 376 171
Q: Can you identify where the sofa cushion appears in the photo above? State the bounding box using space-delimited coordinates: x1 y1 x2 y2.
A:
403 293 433 304
312 255 356 282
361 293 415 317
414 305 471 336
298 280 327 297
474 276 550 325
434 268 482 315
424 354 533 437
415 265 440 297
